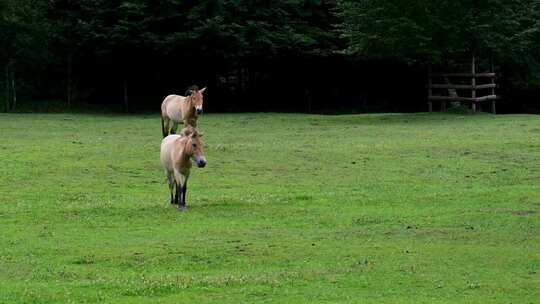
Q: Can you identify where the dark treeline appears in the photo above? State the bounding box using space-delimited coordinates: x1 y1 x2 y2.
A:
1 0 539 113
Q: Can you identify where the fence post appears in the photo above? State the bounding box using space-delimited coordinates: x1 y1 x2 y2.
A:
471 55 476 112
490 57 496 114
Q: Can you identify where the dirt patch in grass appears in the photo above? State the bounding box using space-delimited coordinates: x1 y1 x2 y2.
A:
484 209 539 216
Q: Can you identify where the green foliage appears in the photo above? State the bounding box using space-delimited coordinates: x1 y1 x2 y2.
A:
337 0 540 60
0 113 539 302
50 0 339 59
337 0 540 87
0 0 51 64
0 0 53 111
444 104 475 115
177 0 339 57
2 0 540 106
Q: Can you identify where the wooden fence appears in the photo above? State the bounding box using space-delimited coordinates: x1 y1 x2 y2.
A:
428 56 498 114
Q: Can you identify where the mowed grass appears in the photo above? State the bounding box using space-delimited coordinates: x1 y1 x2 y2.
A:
0 112 539 303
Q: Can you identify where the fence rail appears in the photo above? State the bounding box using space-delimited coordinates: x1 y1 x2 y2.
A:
428 72 496 78
428 83 496 90
428 56 498 114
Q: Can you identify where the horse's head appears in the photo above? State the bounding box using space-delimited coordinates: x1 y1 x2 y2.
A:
182 126 206 168
186 86 206 115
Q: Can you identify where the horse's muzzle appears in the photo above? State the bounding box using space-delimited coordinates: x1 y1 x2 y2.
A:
194 156 206 168
197 160 206 168
196 108 203 115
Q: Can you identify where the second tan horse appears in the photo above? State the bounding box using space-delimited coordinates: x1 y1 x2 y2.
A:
161 86 206 137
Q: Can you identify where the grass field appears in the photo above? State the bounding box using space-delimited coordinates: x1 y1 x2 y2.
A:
0 112 539 303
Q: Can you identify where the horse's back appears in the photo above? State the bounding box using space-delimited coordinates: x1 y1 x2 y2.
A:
161 95 177 116
161 95 171 116
162 95 185 121
161 134 182 154
160 135 182 171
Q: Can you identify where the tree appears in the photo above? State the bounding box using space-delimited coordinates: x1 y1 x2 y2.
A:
337 0 540 87
44 0 340 110
136 0 340 59
0 0 51 111
47 0 86 109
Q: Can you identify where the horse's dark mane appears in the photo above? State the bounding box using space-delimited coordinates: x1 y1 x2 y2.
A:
185 85 199 96
180 126 200 137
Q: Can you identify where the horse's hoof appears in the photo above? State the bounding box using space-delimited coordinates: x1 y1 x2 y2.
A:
178 206 187 212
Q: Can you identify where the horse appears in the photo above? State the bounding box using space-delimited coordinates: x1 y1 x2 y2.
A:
160 126 206 211
161 85 206 138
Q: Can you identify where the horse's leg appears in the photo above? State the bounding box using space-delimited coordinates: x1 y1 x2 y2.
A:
170 121 178 135
185 118 196 128
181 178 188 208
175 182 182 207
167 172 175 204
174 170 187 211
162 117 170 138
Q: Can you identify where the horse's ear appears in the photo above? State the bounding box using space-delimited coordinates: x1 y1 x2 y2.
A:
182 127 194 136
200 87 207 94
185 89 193 96
198 132 204 137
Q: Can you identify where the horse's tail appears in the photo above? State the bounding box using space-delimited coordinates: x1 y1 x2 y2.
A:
161 117 167 138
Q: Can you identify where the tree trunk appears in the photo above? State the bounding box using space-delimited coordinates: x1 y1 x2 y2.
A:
11 68 16 111
428 64 433 112
5 64 10 112
305 88 312 113
67 53 72 109
237 65 243 92
123 78 129 113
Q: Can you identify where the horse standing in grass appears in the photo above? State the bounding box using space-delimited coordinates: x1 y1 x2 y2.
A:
161 86 206 138
160 126 206 211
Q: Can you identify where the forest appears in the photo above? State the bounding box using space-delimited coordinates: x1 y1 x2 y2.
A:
1 0 540 113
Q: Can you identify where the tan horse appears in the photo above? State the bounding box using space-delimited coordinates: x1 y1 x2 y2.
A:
161 86 206 137
160 126 206 211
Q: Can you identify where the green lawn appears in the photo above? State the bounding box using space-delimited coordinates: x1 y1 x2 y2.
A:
0 112 538 303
